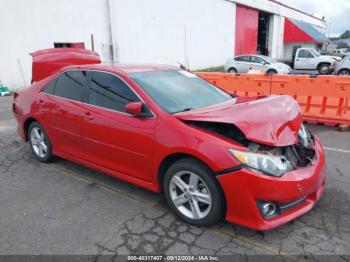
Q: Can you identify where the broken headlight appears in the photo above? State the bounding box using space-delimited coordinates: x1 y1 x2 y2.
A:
298 124 311 148
229 149 293 177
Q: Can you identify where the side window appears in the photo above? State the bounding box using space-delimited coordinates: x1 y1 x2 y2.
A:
241 56 250 62
54 71 87 101
235 56 249 62
88 72 140 112
42 79 56 94
250 56 264 64
298 50 313 58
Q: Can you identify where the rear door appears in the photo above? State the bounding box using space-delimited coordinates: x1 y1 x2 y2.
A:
41 70 87 156
81 71 157 181
235 56 251 73
249 56 267 70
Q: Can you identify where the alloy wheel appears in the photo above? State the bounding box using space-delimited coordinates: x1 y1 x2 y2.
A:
30 127 48 158
339 69 350 75
169 171 212 219
320 65 330 74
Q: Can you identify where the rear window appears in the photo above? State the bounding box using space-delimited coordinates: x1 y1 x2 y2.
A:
53 71 87 102
42 79 56 94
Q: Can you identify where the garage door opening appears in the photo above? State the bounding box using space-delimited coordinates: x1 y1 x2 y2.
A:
235 5 259 55
257 11 271 55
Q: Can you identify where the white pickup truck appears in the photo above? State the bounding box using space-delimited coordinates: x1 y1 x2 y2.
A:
291 48 340 75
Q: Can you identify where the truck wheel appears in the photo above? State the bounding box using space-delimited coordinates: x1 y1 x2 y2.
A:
317 63 330 75
338 69 350 75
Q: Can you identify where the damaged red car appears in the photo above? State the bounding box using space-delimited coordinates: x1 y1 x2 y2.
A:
13 49 326 230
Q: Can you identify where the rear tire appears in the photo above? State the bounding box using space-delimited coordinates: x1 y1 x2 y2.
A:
28 121 55 163
163 158 225 226
228 68 237 74
317 63 330 75
338 69 350 76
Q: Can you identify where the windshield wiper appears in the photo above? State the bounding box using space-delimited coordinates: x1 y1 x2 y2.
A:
172 108 194 114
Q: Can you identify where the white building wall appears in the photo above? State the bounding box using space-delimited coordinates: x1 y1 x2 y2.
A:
0 0 111 89
269 15 285 59
0 0 327 90
112 0 235 70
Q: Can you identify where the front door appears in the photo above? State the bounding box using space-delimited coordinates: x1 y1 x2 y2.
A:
81 71 157 182
295 49 314 70
249 56 267 71
235 56 252 73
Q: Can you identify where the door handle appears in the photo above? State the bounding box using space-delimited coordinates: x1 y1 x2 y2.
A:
84 112 94 121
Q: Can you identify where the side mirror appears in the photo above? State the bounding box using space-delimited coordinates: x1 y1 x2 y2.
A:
125 101 142 116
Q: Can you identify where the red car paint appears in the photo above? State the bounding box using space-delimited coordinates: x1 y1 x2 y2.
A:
13 62 326 230
31 48 101 83
175 95 302 147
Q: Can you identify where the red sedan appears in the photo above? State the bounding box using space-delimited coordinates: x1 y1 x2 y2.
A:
13 63 326 230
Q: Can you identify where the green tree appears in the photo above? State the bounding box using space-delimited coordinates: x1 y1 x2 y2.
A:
340 30 350 39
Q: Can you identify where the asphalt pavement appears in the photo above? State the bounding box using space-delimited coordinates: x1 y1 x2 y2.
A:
1 95 350 260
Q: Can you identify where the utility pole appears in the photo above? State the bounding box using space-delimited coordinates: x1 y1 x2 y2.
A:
106 0 117 62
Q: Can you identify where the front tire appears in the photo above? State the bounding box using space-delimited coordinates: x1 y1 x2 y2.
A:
228 67 237 74
338 69 350 75
267 69 278 74
317 63 330 75
28 121 55 163
163 158 225 226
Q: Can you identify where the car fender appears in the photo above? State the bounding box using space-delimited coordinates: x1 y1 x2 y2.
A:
152 119 240 179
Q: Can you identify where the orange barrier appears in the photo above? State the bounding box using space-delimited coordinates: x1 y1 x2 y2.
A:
196 72 350 126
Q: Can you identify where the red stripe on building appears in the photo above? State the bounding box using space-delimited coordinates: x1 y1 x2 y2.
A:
284 18 314 43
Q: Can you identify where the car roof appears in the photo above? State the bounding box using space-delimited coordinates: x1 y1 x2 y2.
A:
234 54 272 61
64 63 179 74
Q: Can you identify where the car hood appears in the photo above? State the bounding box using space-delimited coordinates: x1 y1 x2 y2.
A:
175 95 302 147
320 55 338 62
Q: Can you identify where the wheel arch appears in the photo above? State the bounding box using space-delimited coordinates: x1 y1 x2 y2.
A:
266 68 278 74
23 117 39 141
158 152 228 220
157 153 218 192
317 62 331 68
227 66 237 73
338 68 350 74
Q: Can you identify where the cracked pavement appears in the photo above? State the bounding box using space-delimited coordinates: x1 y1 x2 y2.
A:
1 96 350 259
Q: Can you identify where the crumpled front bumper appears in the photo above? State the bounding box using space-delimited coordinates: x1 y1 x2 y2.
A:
217 136 326 230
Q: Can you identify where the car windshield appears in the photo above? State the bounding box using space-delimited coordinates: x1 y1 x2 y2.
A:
129 70 232 114
311 49 321 57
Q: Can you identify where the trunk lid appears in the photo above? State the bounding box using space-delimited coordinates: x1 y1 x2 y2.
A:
31 48 101 83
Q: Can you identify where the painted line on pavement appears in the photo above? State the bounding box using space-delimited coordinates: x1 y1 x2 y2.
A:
212 228 300 261
48 164 296 258
0 143 329 259
324 146 350 154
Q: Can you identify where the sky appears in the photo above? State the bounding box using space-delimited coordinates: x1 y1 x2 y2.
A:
279 0 350 37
